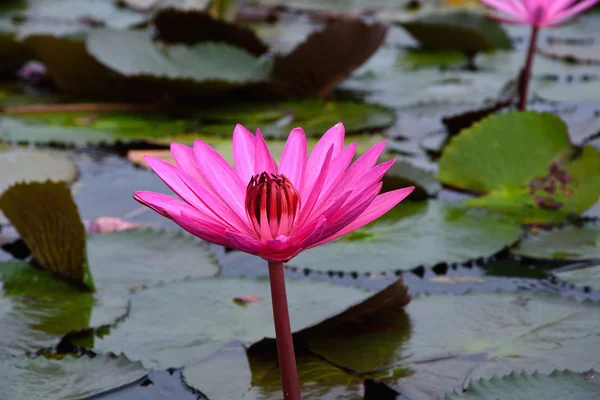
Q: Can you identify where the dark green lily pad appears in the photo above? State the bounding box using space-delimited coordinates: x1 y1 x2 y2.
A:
87 229 220 295
400 48 466 69
445 370 600 400
555 264 600 289
512 222 600 261
437 111 600 224
396 11 512 54
0 261 128 357
289 200 521 273
382 159 441 200
1 354 148 400
0 100 393 145
0 147 77 194
92 276 374 368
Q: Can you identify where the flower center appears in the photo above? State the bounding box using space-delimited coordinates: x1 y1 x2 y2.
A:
245 172 301 241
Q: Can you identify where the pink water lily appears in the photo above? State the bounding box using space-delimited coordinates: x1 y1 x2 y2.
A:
482 0 600 27
134 123 414 262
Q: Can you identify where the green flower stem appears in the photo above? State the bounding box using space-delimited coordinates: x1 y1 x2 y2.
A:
268 260 301 400
519 25 540 111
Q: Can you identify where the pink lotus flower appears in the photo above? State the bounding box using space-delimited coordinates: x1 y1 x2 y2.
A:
134 123 414 262
482 0 600 27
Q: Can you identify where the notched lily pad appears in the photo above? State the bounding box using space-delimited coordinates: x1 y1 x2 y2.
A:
512 221 600 261
0 181 93 289
289 200 521 273
437 111 600 224
445 370 600 400
1 353 148 400
396 11 512 54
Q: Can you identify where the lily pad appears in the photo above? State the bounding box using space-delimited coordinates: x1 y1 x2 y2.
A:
396 11 512 54
445 370 600 400
0 147 77 194
437 112 600 224
86 229 220 295
537 81 600 103
289 200 521 273
555 264 600 289
92 276 377 368
87 29 273 88
1 354 148 400
0 100 394 145
0 182 93 288
512 222 600 261
307 291 600 398
382 159 441 200
0 261 128 357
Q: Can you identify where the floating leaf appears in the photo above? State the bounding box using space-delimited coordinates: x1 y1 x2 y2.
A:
0 100 393 145
539 42 600 65
396 11 512 54
153 8 268 55
0 261 127 357
92 276 381 368
86 229 220 295
271 19 387 97
289 200 520 273
86 29 273 90
512 222 600 261
555 264 600 289
445 370 600 400
400 48 466 69
1 354 148 400
537 81 600 103
437 112 600 224
0 147 77 194
0 182 93 289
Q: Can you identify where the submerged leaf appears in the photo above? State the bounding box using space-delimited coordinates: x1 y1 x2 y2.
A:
0 182 92 289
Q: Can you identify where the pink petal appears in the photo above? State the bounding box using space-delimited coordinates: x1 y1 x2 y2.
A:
298 216 328 249
316 142 357 206
278 128 307 190
225 230 266 255
300 122 345 198
145 156 214 216
481 0 522 17
171 143 213 192
546 0 577 18
253 129 277 176
295 146 334 229
311 186 415 247
134 191 231 247
550 0 600 25
346 159 395 203
193 139 247 220
232 124 256 184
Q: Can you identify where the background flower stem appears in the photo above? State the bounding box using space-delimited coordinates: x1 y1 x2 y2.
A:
519 25 540 111
268 260 301 400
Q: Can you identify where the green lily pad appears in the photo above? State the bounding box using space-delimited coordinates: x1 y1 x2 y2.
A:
0 182 93 289
0 147 77 194
445 370 600 400
0 100 394 145
555 264 600 289
400 48 466 69
92 276 376 368
87 229 220 295
512 222 600 261
289 200 521 273
87 29 273 86
305 291 600 398
396 11 512 54
437 111 600 224
1 354 148 400
0 261 128 357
